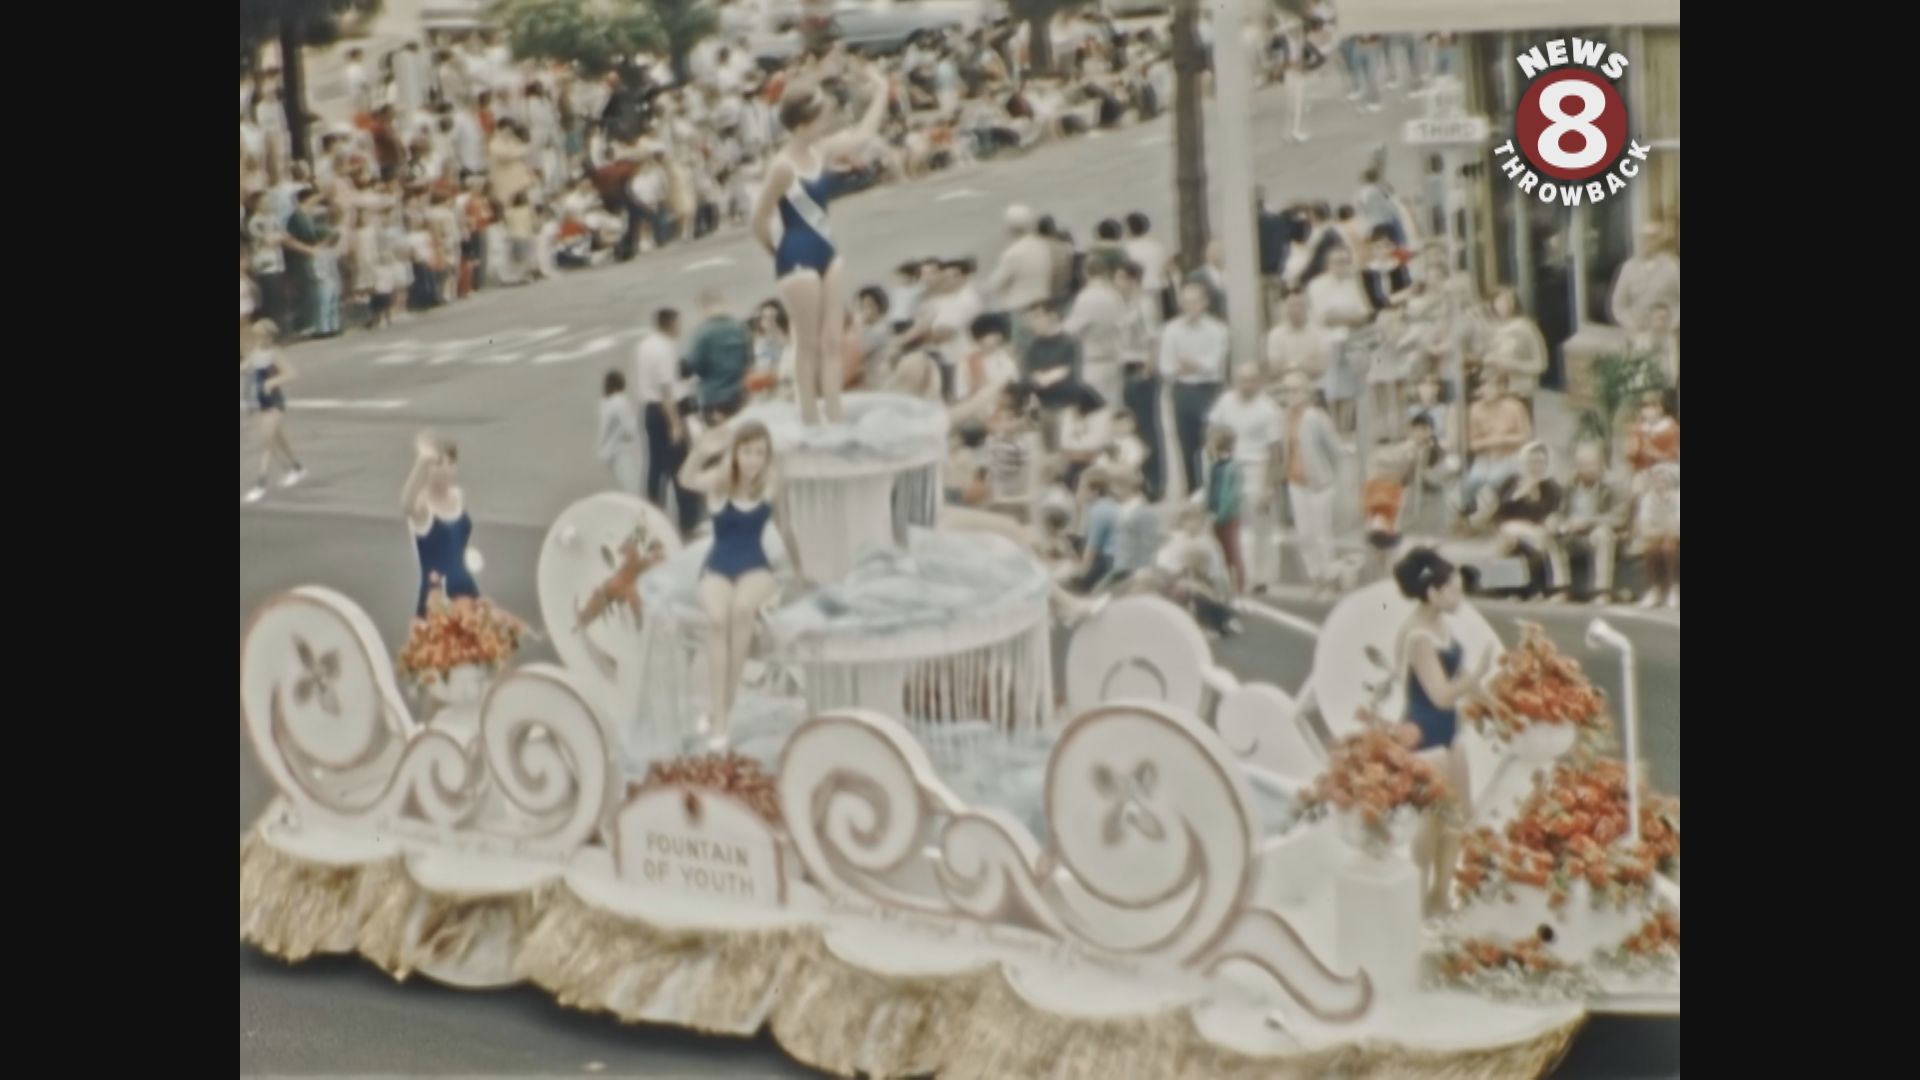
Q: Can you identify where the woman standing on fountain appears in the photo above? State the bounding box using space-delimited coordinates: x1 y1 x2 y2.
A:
750 61 893 427
401 431 481 618
679 421 806 751
1392 547 1490 915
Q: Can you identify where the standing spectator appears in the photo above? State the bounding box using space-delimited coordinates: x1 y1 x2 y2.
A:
685 289 753 423
889 261 927 327
1395 413 1457 539
1464 371 1532 511
1266 290 1329 382
954 314 1022 425
1632 463 1680 609
1158 505 1237 635
245 192 289 339
1482 287 1549 406
281 187 328 339
1090 218 1127 269
1307 247 1373 435
344 47 373 116
991 205 1055 314
1208 365 1284 592
1038 215 1077 304
598 370 644 496
1188 240 1230 318
1356 168 1403 248
1562 442 1627 603
1631 301 1681 411
453 94 488 176
636 308 697 536
307 201 343 339
1114 259 1165 499
1200 425 1246 592
1488 442 1566 599
1124 212 1175 320
490 119 537 206
1065 252 1130 403
1159 283 1231 496
1022 302 1085 440
1609 222 1681 334
1277 370 1342 597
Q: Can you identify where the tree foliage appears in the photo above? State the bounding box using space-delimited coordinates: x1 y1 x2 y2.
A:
1006 0 1094 77
239 0 382 73
490 0 718 80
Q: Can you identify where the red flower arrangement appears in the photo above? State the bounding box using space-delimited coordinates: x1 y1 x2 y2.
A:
1455 757 1680 912
1464 623 1612 743
1438 932 1570 980
396 578 531 687
638 752 784 828
1302 726 1451 848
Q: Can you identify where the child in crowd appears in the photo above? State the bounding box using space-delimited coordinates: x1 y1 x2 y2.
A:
1108 467 1160 586
1362 444 1407 581
1155 504 1236 634
947 424 992 507
1625 390 1680 494
1074 466 1118 592
1633 463 1680 608
1104 407 1149 479
1200 425 1245 592
597 370 643 496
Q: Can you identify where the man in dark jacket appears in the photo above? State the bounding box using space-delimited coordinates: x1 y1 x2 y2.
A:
683 289 754 423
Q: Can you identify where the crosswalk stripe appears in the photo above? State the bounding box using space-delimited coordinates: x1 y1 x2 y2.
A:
287 399 410 410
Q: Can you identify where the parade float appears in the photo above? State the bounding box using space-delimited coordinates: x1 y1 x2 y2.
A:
239 392 1678 1077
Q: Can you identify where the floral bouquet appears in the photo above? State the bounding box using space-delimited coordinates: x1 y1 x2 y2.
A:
1455 757 1680 913
639 752 784 827
396 577 533 689
1300 726 1451 855
1464 623 1612 746
1595 910 1681 976
1427 930 1601 1001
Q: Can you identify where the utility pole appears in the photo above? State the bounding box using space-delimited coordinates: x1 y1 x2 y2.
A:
1207 0 1262 376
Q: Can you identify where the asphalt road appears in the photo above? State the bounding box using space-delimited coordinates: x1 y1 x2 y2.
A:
239 82 1680 1079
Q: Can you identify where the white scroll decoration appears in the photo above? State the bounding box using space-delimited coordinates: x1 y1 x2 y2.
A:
1215 682 1327 785
1063 596 1214 718
1310 579 1502 740
240 587 615 859
778 704 1374 1023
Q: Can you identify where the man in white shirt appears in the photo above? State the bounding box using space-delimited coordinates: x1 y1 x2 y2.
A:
1207 365 1285 591
1158 283 1231 496
635 308 698 533
1124 212 1174 319
452 103 486 176
344 48 372 115
990 204 1056 315
1064 253 1130 404
1609 223 1681 333
1265 291 1329 381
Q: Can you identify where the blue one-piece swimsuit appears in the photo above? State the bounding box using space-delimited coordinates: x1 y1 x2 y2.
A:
706 500 773 581
414 509 481 616
774 168 838 279
252 354 287 411
1405 633 1463 751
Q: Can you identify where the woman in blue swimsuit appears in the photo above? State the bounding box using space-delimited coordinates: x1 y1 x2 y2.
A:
751 61 893 427
401 431 482 618
1392 547 1490 914
678 420 806 751
240 319 307 504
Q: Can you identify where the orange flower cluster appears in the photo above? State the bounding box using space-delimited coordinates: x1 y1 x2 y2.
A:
396 583 530 684
1465 623 1610 742
1619 911 1680 957
1455 758 1680 911
1303 727 1450 829
1439 933 1569 980
639 752 784 827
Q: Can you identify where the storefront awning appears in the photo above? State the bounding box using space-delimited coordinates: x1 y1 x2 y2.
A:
1336 1 1680 35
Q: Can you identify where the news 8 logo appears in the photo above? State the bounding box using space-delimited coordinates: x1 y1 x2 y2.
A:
1515 68 1629 182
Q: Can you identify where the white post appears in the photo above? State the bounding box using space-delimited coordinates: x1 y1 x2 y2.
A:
1585 618 1641 845
1208 0 1264 377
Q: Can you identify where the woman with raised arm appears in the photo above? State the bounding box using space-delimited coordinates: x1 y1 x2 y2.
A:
400 430 481 618
677 421 806 752
751 60 893 426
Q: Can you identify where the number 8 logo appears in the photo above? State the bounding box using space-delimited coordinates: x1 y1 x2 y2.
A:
1515 70 1629 182
1536 83 1608 171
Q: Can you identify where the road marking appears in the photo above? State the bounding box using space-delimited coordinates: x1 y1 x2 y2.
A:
532 332 634 365
364 326 570 367
934 188 984 202
1135 134 1169 148
685 256 735 271
288 398 410 410
1240 599 1322 639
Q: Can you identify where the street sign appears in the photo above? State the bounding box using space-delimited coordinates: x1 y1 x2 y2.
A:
1404 115 1492 145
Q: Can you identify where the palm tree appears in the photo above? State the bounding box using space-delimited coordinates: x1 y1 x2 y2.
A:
239 0 383 165
1170 0 1209 270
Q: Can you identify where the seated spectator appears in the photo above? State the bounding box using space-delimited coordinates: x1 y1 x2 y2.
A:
1395 412 1458 539
1561 442 1628 603
1021 300 1084 440
951 312 1021 426
1486 442 1566 599
986 400 1036 509
1624 389 1680 492
1632 463 1680 608
855 286 894 389
946 424 992 507
1157 506 1238 635
1107 468 1160 586
1074 467 1119 592
1057 383 1112 490
1464 370 1532 513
